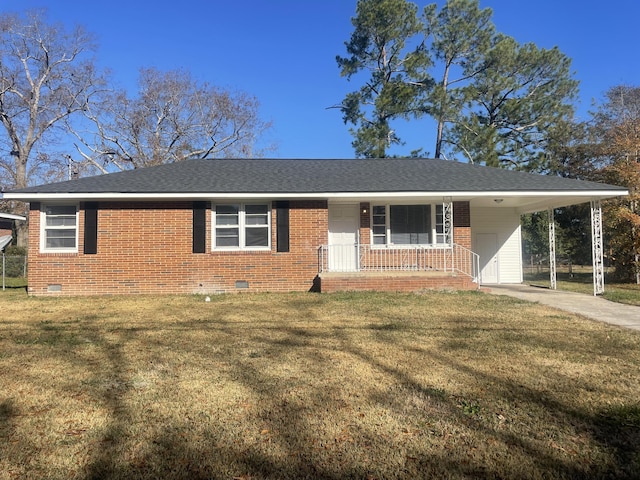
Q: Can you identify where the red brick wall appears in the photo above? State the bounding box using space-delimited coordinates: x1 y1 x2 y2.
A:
27 200 328 296
453 201 471 249
359 202 371 244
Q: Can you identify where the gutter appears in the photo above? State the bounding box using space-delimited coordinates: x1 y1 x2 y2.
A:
1 189 629 202
0 213 27 221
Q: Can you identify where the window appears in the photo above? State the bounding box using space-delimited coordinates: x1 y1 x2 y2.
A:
213 203 270 249
215 204 240 247
390 205 431 244
372 205 386 245
371 204 449 246
42 205 78 252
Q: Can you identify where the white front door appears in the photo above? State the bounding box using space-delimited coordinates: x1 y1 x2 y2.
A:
328 204 359 271
476 233 499 284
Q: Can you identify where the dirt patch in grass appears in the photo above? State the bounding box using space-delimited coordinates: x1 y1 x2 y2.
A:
1 290 639 479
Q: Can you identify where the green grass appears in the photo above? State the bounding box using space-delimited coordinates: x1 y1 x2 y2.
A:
1 277 27 289
524 268 640 306
1 290 639 479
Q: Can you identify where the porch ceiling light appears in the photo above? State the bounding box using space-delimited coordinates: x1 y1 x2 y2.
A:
494 198 504 204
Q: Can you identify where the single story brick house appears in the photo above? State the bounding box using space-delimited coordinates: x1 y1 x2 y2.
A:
2 158 627 296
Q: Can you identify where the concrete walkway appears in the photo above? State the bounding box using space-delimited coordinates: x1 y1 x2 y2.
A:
486 284 640 331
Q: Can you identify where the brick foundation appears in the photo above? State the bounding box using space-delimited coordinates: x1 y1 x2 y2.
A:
317 271 478 293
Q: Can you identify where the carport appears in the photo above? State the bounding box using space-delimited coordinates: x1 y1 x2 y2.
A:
1 212 26 290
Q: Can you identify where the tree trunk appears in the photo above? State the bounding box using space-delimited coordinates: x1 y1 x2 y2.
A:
434 63 451 160
14 155 29 248
15 218 29 249
435 119 444 159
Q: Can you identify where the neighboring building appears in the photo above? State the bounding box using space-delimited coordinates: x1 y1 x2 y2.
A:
2 158 627 296
0 213 26 251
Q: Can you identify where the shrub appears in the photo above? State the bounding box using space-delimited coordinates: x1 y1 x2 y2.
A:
2 245 26 278
4 245 26 256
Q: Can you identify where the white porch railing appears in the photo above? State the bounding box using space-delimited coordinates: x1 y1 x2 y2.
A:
318 244 480 282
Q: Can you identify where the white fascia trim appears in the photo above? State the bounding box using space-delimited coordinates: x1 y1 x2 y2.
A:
2 189 628 201
478 190 628 198
0 212 27 221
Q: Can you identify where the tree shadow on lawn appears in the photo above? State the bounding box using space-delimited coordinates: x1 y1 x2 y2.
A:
0 399 17 441
3 302 639 479
77 330 501 479
422 347 640 479
97 328 638 478
336 338 616 479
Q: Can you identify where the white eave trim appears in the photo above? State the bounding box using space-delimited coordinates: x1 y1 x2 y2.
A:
1 189 629 201
0 212 27 221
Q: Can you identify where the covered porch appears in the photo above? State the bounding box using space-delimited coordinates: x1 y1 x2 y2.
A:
316 199 480 293
318 190 624 295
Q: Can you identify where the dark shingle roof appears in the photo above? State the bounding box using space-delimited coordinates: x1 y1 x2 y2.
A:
6 158 626 195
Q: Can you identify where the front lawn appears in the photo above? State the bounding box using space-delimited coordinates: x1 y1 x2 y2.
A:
1 290 639 479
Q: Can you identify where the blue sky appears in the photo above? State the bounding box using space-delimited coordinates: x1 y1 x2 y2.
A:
9 0 640 159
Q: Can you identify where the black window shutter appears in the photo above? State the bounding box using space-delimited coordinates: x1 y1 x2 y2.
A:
275 201 290 253
84 202 98 255
193 201 207 253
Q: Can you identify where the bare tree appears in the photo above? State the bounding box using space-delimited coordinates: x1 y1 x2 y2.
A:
71 68 274 172
0 10 106 245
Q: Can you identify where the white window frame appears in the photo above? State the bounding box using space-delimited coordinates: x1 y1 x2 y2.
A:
40 204 79 253
435 204 448 244
212 202 271 250
370 204 450 248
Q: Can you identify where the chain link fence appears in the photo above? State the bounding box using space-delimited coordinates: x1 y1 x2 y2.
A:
2 254 27 290
523 253 603 286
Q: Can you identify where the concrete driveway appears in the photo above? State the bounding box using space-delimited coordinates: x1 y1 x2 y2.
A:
486 284 640 331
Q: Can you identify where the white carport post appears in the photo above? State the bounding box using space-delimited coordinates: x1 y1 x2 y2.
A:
548 208 557 290
591 199 605 295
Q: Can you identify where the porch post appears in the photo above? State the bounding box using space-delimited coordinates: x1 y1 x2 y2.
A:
355 228 361 271
590 199 605 295
443 198 453 245
443 198 453 272
548 208 557 290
